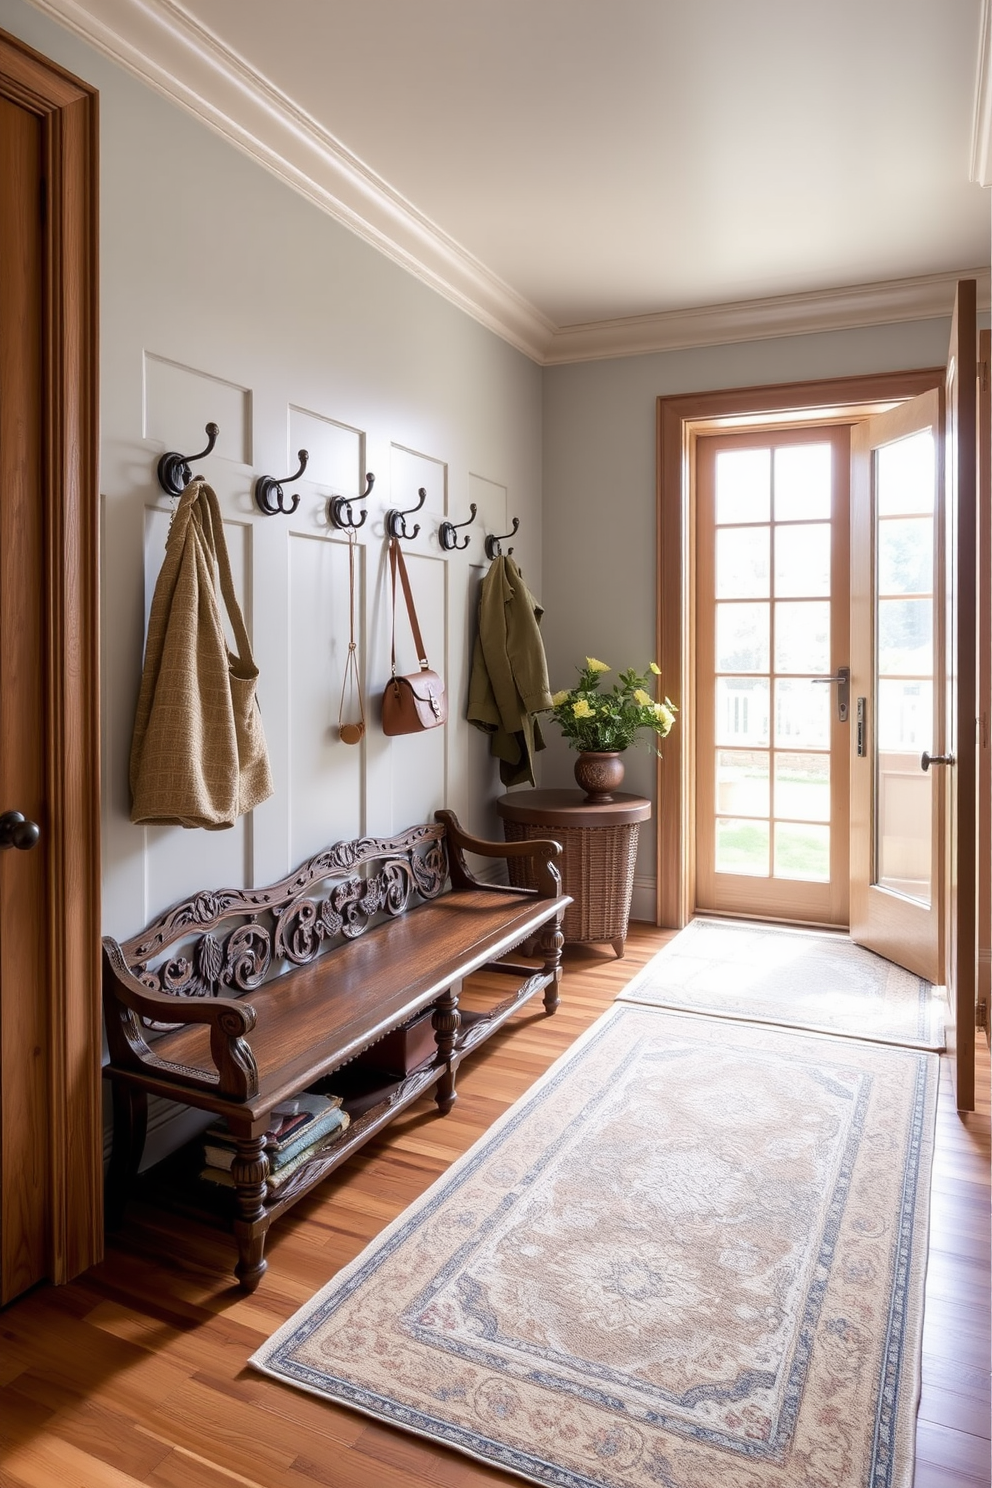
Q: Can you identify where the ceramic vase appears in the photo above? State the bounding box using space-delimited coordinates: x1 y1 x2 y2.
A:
573 751 625 804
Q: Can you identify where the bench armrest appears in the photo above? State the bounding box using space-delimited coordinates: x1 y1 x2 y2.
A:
102 938 259 1101
436 809 563 899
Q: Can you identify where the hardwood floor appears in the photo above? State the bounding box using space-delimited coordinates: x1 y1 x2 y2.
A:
0 923 988 1487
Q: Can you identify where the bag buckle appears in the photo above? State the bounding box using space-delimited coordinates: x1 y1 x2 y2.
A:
429 694 441 718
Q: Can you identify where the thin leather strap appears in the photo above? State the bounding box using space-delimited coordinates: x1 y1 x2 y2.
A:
338 531 365 733
389 537 429 673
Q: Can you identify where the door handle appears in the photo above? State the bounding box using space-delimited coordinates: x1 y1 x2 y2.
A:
811 665 849 723
0 811 40 850
920 752 956 771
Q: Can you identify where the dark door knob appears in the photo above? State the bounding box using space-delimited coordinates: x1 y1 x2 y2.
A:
0 811 40 850
920 752 956 772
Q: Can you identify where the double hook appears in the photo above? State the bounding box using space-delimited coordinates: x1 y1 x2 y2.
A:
439 502 478 552
485 518 519 560
386 487 427 541
329 472 375 531
254 450 309 516
157 422 220 498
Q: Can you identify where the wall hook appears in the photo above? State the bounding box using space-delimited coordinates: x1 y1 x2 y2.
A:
329 472 375 531
439 502 478 552
386 486 427 541
254 449 309 516
484 517 519 560
157 422 220 498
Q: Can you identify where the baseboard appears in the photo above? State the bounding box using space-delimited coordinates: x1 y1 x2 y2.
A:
103 1089 214 1173
631 877 657 924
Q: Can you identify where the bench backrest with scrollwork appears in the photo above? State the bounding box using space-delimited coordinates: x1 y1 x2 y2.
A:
115 823 448 1009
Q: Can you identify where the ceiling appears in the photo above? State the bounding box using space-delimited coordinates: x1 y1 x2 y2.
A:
27 0 992 361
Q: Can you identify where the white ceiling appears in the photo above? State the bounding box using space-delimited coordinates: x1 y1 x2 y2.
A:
27 0 992 361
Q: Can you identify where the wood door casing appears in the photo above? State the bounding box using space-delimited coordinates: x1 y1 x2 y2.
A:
657 370 944 931
694 423 850 926
0 28 100 1299
978 330 991 1048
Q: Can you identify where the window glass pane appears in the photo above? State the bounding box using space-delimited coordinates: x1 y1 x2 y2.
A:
716 449 770 524
716 750 769 817
716 817 769 876
876 429 935 516
774 444 831 521
716 678 770 747
716 602 769 673
774 600 830 675
774 524 830 597
774 752 830 822
774 678 830 749
716 527 770 598
878 516 932 596
877 679 932 752
774 822 830 881
877 598 932 677
876 754 932 904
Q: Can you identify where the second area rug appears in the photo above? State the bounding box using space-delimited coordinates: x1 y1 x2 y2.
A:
615 917 945 1050
252 1003 938 1488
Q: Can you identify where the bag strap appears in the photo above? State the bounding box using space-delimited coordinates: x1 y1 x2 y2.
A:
389 537 430 674
190 479 256 667
338 530 366 732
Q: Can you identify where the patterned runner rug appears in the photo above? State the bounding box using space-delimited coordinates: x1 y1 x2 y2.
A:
616 918 944 1050
252 1004 938 1488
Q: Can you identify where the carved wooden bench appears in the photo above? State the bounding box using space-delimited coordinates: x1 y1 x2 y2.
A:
101 810 569 1291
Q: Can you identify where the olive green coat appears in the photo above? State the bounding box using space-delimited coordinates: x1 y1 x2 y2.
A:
467 556 553 787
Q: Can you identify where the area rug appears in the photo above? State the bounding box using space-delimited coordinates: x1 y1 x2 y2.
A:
615 918 944 1051
251 1003 938 1488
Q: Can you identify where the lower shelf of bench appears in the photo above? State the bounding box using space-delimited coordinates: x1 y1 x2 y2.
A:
128 995 534 1244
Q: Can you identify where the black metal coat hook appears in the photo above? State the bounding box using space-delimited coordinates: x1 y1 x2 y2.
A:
439 502 478 552
157 422 220 498
386 486 427 541
484 517 520 560
254 449 309 516
329 472 375 531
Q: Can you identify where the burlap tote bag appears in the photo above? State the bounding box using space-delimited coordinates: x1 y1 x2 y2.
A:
130 478 274 828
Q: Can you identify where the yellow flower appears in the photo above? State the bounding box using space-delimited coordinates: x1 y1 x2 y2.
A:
586 657 610 673
654 703 675 730
551 690 570 707
650 662 661 675
573 699 595 719
633 688 652 707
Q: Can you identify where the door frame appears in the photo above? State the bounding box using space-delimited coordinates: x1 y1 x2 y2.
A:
656 368 944 931
0 29 101 1284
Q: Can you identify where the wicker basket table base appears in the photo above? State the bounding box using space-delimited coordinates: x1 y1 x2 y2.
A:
496 790 651 958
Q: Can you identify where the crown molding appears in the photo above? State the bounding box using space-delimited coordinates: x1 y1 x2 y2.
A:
23 0 557 361
542 268 992 366
972 0 992 185
21 0 992 368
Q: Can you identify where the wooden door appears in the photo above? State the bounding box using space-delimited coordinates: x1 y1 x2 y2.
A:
0 30 100 1303
694 424 851 926
943 280 978 1110
849 281 978 1109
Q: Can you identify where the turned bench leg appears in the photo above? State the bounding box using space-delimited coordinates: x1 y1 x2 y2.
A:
432 986 461 1114
105 1081 147 1228
232 1134 271 1292
540 916 565 1014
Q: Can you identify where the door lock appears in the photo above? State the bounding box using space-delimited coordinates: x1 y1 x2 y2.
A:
812 665 850 723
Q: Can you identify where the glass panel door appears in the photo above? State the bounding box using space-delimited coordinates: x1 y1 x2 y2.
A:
695 425 851 925
849 390 943 983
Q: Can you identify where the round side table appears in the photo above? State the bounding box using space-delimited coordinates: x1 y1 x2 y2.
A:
496 789 651 958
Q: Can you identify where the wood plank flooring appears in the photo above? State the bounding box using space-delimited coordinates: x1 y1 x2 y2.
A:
1 924 988 1487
